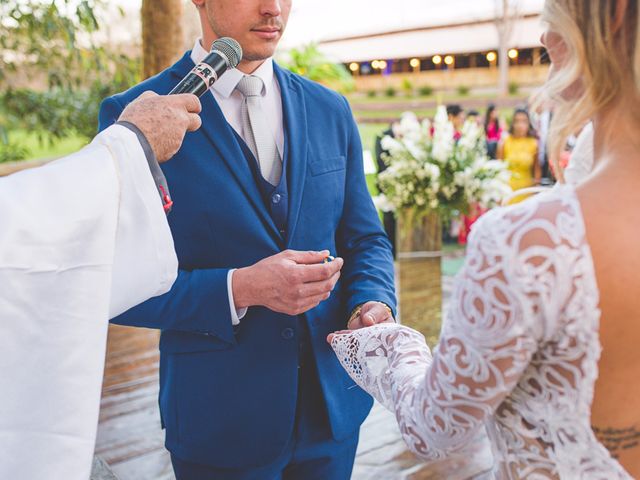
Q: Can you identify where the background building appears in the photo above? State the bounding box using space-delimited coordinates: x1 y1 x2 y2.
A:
281 0 547 92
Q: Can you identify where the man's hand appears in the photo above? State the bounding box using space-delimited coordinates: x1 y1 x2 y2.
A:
232 250 343 316
118 91 202 162
326 302 394 344
348 302 394 330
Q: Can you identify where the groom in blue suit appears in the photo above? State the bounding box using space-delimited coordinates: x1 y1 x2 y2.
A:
99 0 395 478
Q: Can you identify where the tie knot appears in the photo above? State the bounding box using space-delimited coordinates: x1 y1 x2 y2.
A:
236 75 265 97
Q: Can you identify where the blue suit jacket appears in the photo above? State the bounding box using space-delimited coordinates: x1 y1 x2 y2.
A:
99 51 396 468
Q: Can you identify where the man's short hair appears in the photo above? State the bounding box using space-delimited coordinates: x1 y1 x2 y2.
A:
446 104 463 117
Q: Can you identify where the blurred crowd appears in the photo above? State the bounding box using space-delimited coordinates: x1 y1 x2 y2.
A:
375 102 591 251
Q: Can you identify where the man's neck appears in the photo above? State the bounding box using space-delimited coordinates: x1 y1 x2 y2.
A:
237 59 267 75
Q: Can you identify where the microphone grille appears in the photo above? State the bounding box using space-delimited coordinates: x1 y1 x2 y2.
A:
211 37 243 69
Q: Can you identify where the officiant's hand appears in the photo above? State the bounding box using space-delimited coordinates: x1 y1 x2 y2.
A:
232 250 343 316
118 91 202 162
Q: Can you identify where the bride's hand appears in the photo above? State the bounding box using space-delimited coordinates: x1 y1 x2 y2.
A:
326 330 350 344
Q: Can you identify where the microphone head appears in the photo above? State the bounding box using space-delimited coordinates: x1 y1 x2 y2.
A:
211 37 243 69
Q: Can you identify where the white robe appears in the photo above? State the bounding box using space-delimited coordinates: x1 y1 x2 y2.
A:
0 125 178 480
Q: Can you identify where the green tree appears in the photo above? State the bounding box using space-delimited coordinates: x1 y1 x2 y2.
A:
0 0 104 90
141 0 184 79
0 1 141 161
279 44 355 93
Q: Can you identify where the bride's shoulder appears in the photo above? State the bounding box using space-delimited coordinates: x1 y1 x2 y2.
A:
469 184 587 255
463 185 592 341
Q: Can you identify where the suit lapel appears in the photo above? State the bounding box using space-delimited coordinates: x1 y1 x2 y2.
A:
169 55 281 242
274 65 309 246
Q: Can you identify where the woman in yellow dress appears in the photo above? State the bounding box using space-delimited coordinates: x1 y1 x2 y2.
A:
498 108 541 199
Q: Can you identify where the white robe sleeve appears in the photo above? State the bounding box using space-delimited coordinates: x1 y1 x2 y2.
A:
96 126 178 318
0 125 177 480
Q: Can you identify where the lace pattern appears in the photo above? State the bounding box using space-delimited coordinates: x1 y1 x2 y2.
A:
332 185 632 479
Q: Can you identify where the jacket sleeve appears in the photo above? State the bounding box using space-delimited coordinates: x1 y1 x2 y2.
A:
335 96 397 318
99 95 237 345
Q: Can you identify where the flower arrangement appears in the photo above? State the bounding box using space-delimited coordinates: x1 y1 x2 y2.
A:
375 106 511 223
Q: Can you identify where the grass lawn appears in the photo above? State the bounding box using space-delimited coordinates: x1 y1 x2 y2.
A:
346 91 512 105
7 121 468 276
354 106 516 124
355 108 437 120
10 124 386 166
346 90 529 105
358 123 386 198
8 129 87 161
358 123 387 153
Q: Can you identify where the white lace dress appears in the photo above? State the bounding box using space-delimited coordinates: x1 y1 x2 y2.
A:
332 185 632 479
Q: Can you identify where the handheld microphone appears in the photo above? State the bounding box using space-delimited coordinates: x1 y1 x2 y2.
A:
169 37 243 97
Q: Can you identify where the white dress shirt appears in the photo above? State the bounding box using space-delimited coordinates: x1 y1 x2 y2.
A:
191 39 285 325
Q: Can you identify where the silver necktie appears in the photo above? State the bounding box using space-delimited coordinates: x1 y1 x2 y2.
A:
235 75 282 186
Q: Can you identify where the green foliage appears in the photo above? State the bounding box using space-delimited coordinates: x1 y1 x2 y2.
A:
385 87 397 98
457 85 470 96
401 78 413 95
1 54 140 141
0 144 29 163
509 81 520 95
279 44 355 93
367 90 377 98
0 1 142 158
419 85 434 97
0 0 105 91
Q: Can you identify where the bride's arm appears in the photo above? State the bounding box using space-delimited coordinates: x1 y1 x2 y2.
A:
332 208 549 460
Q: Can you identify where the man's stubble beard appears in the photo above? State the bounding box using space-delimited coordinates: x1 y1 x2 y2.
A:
243 51 274 62
206 9 282 63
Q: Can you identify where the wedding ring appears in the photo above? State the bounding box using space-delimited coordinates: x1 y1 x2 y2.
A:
324 255 335 263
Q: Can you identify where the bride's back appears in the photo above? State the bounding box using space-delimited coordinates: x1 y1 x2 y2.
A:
578 165 640 477
536 0 639 475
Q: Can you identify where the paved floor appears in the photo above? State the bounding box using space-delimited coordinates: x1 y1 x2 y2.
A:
95 250 493 479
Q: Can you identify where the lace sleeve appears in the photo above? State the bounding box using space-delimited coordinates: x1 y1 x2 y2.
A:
332 206 547 460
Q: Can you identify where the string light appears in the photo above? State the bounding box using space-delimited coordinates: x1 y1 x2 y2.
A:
486 51 497 62
432 55 442 65
444 55 454 66
410 58 420 68
508 49 519 59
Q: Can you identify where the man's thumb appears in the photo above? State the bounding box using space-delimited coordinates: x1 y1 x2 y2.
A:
290 250 331 265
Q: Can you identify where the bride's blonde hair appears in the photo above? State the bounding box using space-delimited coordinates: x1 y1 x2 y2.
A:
534 0 639 181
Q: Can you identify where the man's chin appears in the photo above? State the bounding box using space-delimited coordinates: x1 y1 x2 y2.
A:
243 49 277 62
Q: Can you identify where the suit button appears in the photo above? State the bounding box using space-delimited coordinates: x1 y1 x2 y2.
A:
281 328 295 340
272 193 282 204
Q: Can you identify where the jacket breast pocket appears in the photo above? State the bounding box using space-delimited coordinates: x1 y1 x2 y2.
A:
308 155 346 176
300 155 347 234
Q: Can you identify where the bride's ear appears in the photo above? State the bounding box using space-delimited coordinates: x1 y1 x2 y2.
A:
611 0 629 34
